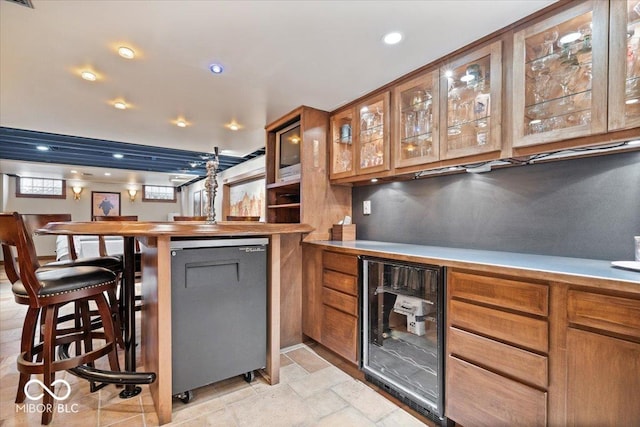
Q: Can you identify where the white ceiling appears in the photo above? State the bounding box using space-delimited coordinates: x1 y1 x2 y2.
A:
0 0 557 184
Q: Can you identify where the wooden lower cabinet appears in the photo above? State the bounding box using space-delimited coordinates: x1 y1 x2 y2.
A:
566 328 640 427
446 269 550 426
446 356 547 427
302 247 359 364
321 305 358 362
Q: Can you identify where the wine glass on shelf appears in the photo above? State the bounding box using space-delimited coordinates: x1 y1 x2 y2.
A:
542 27 559 57
528 72 552 117
553 64 580 107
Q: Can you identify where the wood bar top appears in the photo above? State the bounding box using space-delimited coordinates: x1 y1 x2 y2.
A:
38 221 314 237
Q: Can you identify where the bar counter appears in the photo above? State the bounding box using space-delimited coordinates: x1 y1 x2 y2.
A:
39 221 313 425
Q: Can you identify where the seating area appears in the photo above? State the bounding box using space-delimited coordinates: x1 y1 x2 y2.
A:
0 212 122 424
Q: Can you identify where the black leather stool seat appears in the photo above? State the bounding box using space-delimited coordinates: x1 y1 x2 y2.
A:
12 266 116 298
43 256 123 273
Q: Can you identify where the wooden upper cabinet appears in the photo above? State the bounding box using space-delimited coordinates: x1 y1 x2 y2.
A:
512 1 609 148
393 69 440 169
608 0 640 131
329 108 356 180
355 91 391 175
440 40 502 160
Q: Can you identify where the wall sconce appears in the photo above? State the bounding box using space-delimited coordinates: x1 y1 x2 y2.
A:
72 186 83 200
128 189 137 202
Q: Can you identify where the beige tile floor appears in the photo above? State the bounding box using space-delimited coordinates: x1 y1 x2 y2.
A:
0 276 432 426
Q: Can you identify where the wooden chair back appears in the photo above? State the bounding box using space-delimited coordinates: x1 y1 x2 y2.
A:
2 214 77 285
173 216 208 221
0 212 42 302
92 215 139 255
226 216 260 221
21 213 77 260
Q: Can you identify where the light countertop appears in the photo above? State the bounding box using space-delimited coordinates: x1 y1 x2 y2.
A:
309 240 640 288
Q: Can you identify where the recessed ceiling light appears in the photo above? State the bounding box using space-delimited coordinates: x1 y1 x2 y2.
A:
104 172 111 176
118 46 135 59
371 178 379 183
383 32 403 45
209 63 224 74
228 123 239 131
70 170 78 174
81 71 96 81
113 153 124 159
36 145 49 151
176 119 187 128
114 101 127 110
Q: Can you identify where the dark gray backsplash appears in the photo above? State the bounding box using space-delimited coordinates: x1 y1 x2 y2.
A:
352 150 640 260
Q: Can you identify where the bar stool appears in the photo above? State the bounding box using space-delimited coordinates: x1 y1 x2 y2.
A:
19 214 125 348
92 216 142 320
0 212 121 425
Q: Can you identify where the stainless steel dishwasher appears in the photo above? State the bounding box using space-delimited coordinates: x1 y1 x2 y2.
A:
170 238 268 402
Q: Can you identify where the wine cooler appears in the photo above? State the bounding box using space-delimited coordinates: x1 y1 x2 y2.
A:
361 257 450 426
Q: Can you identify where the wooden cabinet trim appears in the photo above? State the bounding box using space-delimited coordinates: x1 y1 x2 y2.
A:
448 326 548 389
322 287 358 316
323 251 358 276
323 269 358 296
321 305 358 363
449 299 549 353
446 355 548 427
449 270 549 316
567 289 640 340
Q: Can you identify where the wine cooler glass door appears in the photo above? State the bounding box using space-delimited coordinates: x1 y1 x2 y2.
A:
361 258 445 420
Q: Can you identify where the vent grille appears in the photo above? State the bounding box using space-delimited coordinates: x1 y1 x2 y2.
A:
4 0 34 8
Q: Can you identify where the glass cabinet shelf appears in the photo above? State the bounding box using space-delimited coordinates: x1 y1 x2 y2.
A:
513 1 609 148
440 40 502 160
394 69 440 169
356 92 390 175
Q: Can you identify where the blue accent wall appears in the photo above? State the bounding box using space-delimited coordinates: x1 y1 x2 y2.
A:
352 150 640 261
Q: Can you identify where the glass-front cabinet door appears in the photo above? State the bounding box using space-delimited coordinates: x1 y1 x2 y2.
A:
329 108 356 180
440 40 502 160
512 1 609 148
355 92 390 176
609 0 640 131
393 70 440 169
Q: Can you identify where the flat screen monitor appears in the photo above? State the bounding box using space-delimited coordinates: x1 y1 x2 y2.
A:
276 121 301 181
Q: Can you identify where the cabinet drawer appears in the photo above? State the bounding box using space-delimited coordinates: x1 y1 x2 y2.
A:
323 251 358 276
322 287 357 316
321 305 357 363
446 356 547 427
449 270 548 317
448 327 548 389
449 299 548 353
568 290 640 339
323 269 358 296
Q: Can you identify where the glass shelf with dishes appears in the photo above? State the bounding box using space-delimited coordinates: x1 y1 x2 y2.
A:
513 1 609 148
355 92 390 175
609 0 640 131
393 69 440 169
441 40 502 160
329 108 356 180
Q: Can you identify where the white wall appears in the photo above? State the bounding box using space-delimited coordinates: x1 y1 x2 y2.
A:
3 176 180 256
186 156 265 220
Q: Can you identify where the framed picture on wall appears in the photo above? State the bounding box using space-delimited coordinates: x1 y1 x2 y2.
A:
193 190 201 215
227 176 265 219
91 191 121 218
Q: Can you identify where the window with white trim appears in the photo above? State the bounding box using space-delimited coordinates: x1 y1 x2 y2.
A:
142 185 176 202
16 177 66 199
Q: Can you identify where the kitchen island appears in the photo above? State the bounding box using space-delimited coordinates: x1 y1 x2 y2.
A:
40 221 313 425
